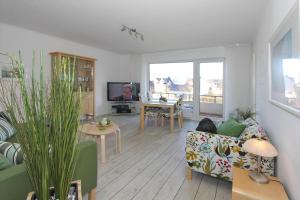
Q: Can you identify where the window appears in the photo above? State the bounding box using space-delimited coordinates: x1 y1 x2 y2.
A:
269 6 300 117
149 62 193 101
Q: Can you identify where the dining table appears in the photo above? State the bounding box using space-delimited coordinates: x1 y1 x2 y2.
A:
140 100 177 132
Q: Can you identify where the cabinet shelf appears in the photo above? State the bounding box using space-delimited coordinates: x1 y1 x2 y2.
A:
50 52 96 120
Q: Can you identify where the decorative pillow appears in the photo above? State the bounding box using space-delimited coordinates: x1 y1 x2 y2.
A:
0 141 23 165
217 118 246 137
196 118 217 133
0 117 15 141
242 117 258 127
239 124 267 140
0 153 12 170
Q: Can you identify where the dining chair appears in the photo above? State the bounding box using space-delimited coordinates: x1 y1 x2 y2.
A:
139 95 161 127
160 95 184 128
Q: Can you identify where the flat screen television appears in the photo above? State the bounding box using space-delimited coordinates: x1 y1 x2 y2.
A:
107 82 140 101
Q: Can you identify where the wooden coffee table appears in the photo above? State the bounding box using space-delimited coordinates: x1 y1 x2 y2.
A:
80 122 121 164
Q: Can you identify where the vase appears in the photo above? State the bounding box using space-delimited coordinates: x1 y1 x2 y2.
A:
26 180 82 200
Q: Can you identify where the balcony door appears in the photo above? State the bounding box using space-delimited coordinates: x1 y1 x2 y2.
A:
198 60 224 118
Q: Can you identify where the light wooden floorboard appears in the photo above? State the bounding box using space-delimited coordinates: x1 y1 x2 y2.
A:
97 132 183 199
98 129 179 190
194 175 219 200
129 150 184 200
174 172 203 200
153 159 187 200
215 180 232 200
82 115 231 200
111 143 183 200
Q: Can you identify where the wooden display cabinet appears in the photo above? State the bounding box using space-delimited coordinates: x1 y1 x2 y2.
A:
50 52 96 120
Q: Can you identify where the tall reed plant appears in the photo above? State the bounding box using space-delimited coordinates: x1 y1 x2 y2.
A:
0 52 51 199
49 56 80 200
0 52 81 200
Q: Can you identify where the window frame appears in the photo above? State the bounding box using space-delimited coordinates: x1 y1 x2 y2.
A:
147 60 195 102
146 57 226 120
196 58 226 118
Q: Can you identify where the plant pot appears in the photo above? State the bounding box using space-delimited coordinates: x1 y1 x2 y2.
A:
26 180 82 200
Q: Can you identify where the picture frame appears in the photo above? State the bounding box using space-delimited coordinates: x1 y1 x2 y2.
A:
268 3 300 117
1 67 23 79
0 51 23 79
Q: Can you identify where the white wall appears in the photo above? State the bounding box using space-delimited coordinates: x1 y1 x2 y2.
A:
0 22 121 116
224 45 253 118
0 22 253 120
253 0 299 199
140 46 253 119
118 54 143 83
0 22 254 121
200 102 223 115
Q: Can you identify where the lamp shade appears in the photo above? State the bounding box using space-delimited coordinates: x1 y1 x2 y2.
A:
243 138 278 158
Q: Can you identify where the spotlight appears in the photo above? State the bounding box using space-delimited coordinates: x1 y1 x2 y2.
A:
120 25 144 41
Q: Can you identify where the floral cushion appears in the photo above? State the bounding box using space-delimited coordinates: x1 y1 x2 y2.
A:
239 125 267 140
186 130 274 181
241 117 258 127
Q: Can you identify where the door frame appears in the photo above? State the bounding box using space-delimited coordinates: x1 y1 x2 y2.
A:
194 57 226 120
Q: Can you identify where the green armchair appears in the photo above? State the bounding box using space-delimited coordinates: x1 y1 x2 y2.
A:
0 140 98 200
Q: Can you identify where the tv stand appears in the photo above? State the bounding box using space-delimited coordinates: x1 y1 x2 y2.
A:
111 102 139 115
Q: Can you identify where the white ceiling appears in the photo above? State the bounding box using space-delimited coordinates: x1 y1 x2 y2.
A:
0 0 268 54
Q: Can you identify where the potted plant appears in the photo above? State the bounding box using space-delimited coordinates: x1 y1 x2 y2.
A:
237 107 256 120
0 51 81 200
47 55 81 200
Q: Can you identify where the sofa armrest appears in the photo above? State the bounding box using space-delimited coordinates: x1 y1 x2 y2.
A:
0 140 97 200
73 140 98 195
0 164 32 200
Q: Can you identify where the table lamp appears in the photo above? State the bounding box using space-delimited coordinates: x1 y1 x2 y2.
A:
243 138 278 184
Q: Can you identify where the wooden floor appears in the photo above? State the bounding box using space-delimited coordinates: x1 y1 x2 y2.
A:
83 115 232 200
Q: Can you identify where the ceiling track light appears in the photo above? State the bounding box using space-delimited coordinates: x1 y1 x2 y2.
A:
121 25 144 41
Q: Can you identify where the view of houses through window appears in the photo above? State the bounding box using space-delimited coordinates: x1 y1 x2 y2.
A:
149 60 224 117
149 62 193 101
199 62 223 104
199 61 224 117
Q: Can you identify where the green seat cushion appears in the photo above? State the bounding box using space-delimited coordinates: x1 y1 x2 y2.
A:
217 118 246 137
0 153 12 170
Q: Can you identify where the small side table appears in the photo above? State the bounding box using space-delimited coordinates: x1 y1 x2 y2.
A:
80 122 121 164
232 167 288 200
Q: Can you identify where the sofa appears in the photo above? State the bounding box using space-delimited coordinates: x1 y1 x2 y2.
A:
0 140 98 200
185 118 274 181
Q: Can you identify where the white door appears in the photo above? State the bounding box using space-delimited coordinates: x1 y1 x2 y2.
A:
197 60 224 118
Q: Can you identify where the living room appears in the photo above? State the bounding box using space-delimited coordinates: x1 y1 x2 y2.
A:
0 0 299 200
